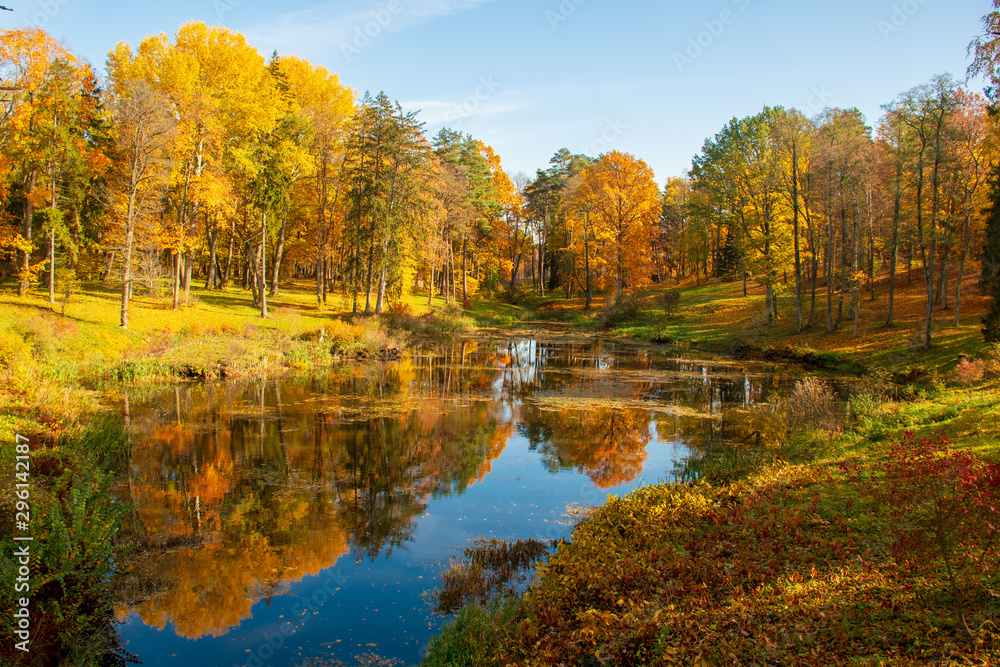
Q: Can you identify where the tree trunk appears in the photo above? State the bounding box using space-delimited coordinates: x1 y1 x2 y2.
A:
171 252 181 310
616 250 624 301
270 215 287 297
259 212 268 319
183 251 193 297
364 230 376 315
248 244 259 305
173 161 192 310
322 257 328 304
205 217 218 291
835 202 849 329
853 208 861 338
868 203 876 302
316 257 324 306
224 218 235 289
450 245 457 302
764 218 774 326
48 226 56 305
805 198 818 329
888 167 902 326
937 248 949 310
922 107 947 349
539 219 546 297
428 262 435 307
352 238 361 315
530 244 536 294
792 142 802 334
955 207 973 326
18 170 36 297
584 216 593 312
827 201 835 333
462 237 468 303
924 242 936 348
121 194 136 329
375 261 388 315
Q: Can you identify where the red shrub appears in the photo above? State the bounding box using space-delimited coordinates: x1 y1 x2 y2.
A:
953 357 986 386
877 433 1000 638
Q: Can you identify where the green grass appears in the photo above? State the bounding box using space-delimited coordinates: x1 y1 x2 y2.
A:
488 274 994 380
421 599 521 667
421 378 1000 666
5 272 998 666
0 278 418 443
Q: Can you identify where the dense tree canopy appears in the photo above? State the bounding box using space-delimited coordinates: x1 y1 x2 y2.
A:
1 19 999 344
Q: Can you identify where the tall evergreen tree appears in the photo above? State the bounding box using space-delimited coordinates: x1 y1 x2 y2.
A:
981 173 1000 342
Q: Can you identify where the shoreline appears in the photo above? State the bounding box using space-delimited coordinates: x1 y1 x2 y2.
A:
1 278 998 666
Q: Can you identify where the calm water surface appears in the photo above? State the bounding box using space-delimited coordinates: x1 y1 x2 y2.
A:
115 338 791 666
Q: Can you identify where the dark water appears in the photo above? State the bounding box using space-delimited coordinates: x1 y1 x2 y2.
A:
114 339 792 666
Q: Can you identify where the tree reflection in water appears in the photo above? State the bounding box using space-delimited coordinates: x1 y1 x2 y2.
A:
116 339 792 643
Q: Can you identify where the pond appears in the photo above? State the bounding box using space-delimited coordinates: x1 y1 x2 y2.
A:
113 338 795 666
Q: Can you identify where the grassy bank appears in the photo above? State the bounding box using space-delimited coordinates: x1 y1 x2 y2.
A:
471 271 994 377
0 278 488 445
422 275 1000 666
3 271 997 665
0 278 475 666
423 373 1000 666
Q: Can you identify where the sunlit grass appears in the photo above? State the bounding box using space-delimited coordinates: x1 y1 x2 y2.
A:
0 278 408 444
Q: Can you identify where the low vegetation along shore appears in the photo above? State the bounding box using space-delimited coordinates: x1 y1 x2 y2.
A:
1 272 999 665
421 277 1000 666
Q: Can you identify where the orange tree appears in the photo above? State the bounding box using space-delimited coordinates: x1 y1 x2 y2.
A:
578 151 660 300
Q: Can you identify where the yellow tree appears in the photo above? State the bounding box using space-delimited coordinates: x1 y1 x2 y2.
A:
109 22 280 310
488 167 523 295
578 151 660 300
278 55 354 304
0 28 79 296
476 141 508 298
105 79 175 328
493 171 532 298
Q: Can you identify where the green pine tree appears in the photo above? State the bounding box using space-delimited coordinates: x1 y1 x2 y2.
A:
981 171 1000 342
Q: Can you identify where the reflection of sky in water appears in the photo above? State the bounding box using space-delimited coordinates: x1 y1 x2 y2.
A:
116 339 788 666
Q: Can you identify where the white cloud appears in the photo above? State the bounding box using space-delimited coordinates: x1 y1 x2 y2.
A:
402 98 528 126
244 0 494 60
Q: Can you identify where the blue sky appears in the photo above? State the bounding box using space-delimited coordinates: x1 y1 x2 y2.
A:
2 0 991 182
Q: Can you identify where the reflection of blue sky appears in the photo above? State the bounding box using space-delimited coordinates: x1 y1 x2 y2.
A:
116 339 794 665
119 428 689 667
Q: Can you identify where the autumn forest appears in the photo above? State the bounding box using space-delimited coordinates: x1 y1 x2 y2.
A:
2 21 999 344
3 6 1000 667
